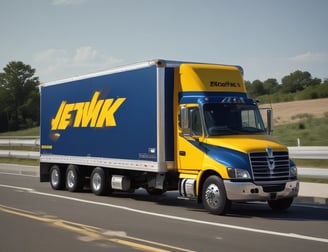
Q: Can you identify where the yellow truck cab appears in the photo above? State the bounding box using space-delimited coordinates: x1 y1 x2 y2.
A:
174 63 298 214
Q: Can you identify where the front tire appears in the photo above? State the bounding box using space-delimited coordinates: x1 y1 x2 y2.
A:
65 165 84 192
90 167 111 196
202 175 230 215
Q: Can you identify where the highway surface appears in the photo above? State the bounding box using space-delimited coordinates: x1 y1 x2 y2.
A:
0 165 327 252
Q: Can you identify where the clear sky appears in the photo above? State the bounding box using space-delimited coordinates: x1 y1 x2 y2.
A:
1 0 327 83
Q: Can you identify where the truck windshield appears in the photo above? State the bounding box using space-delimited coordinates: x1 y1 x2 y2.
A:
203 103 266 136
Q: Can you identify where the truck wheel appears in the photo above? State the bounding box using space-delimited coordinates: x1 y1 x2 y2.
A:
50 165 64 190
65 165 84 192
268 198 293 211
202 175 229 215
90 167 111 196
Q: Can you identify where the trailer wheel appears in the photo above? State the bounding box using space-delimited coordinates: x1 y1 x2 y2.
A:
202 175 229 215
50 165 64 190
268 198 293 211
65 165 84 192
90 167 111 196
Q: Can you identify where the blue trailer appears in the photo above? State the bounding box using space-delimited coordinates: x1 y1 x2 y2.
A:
40 60 173 171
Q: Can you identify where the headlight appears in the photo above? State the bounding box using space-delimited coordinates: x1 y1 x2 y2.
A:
290 165 297 177
227 167 251 179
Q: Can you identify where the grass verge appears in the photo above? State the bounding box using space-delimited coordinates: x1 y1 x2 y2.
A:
0 158 39 166
294 159 328 168
0 127 39 136
298 177 328 183
272 114 328 146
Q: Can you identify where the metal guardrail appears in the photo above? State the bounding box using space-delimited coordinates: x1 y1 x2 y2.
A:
0 150 39 159
0 137 40 147
288 146 328 160
0 137 327 160
0 137 39 160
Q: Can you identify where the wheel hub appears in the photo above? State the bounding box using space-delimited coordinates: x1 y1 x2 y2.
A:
67 170 75 188
92 173 101 191
51 170 59 186
205 183 220 208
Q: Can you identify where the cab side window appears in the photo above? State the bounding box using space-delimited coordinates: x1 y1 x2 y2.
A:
189 108 202 136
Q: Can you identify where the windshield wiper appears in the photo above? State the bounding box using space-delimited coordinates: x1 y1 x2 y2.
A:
241 127 265 133
208 126 241 136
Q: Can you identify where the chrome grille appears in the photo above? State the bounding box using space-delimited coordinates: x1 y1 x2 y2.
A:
249 151 290 182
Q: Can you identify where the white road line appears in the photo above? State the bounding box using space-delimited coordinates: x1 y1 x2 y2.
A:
294 203 328 210
0 171 38 178
1 183 328 244
0 184 35 192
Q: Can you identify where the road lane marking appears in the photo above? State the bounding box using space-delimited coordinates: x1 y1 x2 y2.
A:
1 183 328 244
294 203 328 210
0 171 38 177
0 184 34 192
0 203 194 252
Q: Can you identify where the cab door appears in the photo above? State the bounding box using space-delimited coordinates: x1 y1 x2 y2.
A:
177 105 205 172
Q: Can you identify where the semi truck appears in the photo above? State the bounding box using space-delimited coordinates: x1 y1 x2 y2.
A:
40 59 299 215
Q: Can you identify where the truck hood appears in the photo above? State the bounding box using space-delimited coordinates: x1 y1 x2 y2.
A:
204 134 287 154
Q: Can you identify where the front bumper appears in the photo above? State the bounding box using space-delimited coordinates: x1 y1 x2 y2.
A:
224 180 299 201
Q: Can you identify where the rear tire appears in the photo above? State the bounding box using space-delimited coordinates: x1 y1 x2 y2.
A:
50 165 64 190
202 175 230 215
90 167 111 196
268 198 293 211
65 164 84 192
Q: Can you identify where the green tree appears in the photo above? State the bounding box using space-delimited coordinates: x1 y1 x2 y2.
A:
0 86 8 131
263 78 280 94
281 70 321 93
245 80 252 93
249 80 265 97
0 61 40 131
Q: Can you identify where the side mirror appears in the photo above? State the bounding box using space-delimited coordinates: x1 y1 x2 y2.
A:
180 106 193 135
266 108 273 134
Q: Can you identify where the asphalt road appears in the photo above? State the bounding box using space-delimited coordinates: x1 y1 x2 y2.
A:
0 166 328 252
